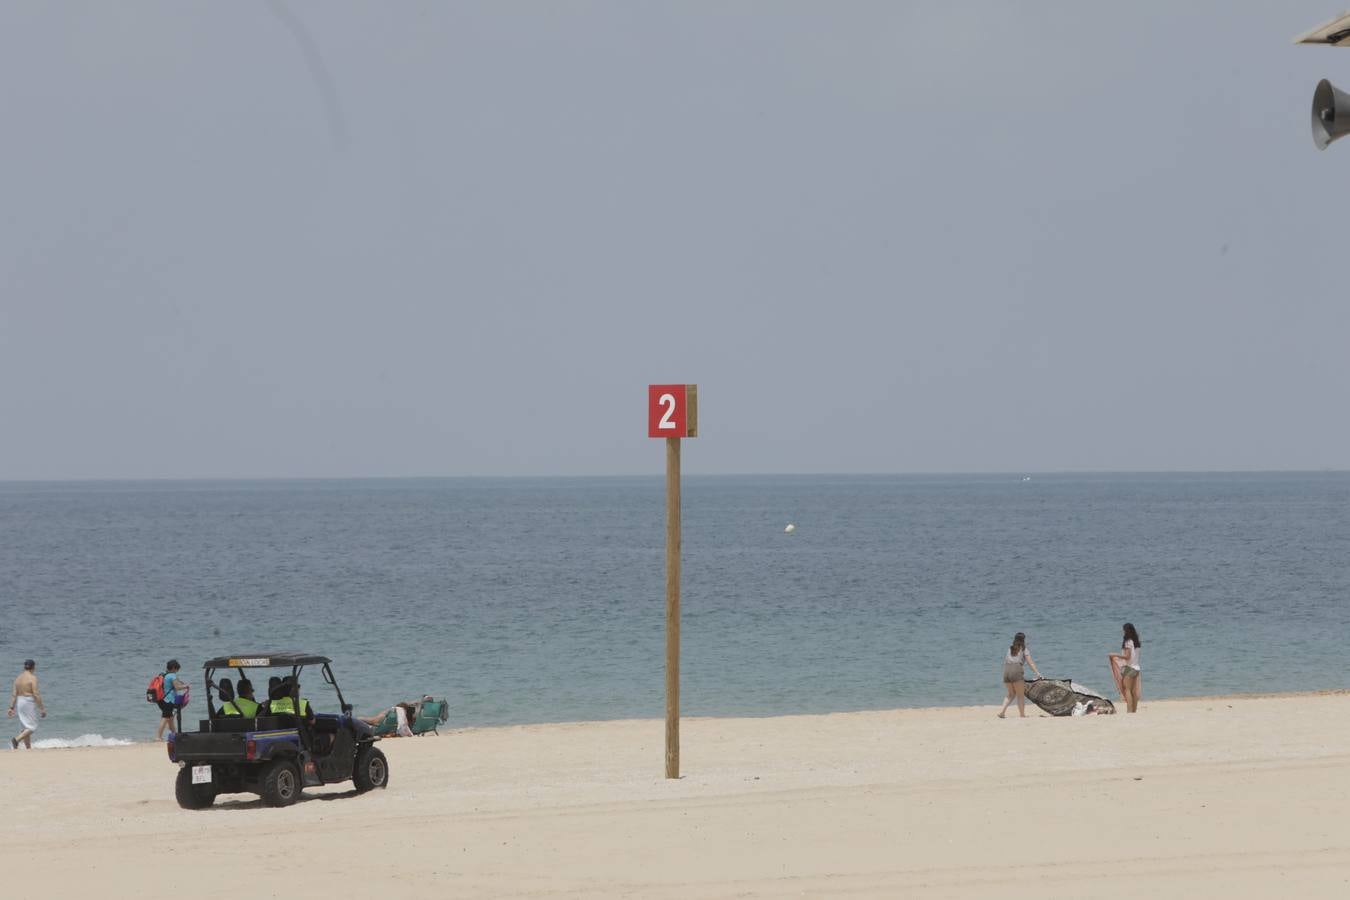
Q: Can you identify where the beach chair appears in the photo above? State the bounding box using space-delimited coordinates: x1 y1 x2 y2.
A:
370 697 449 736
412 698 448 735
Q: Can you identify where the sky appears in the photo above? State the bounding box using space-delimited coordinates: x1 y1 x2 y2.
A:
2 1 1348 479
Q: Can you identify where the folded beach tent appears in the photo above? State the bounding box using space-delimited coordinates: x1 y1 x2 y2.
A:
1023 678 1115 716
371 697 450 736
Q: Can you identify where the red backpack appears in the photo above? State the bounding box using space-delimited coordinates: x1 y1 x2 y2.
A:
146 673 166 703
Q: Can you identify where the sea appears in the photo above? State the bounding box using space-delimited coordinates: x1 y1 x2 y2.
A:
1 472 1347 746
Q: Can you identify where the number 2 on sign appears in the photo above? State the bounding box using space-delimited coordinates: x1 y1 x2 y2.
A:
657 393 677 430
648 384 695 438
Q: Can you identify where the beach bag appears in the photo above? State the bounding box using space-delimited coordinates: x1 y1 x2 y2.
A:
146 673 166 703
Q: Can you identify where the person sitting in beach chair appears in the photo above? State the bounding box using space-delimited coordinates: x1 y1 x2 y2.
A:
360 702 416 737
360 696 448 736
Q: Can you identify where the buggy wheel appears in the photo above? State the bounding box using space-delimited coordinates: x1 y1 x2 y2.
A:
260 760 301 807
353 745 388 792
175 766 217 810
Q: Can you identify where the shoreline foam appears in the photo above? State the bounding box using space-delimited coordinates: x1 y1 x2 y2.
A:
29 733 134 750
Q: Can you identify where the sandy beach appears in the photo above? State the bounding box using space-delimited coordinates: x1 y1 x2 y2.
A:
2 692 1348 898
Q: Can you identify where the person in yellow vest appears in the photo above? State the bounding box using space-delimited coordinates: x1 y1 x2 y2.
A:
220 678 260 718
267 676 316 724
269 675 336 753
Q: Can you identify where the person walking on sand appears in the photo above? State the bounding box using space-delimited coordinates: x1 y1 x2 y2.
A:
8 659 47 749
1108 623 1143 713
998 632 1041 718
154 659 188 741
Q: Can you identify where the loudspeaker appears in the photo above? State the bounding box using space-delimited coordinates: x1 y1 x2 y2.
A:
1312 78 1350 149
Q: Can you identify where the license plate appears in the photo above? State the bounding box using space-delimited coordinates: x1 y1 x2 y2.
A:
191 765 212 784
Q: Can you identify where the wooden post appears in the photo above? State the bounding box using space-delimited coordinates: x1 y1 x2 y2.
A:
648 383 695 779
665 435 681 779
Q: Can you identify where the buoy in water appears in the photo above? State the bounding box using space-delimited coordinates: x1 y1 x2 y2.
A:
784 523 796 533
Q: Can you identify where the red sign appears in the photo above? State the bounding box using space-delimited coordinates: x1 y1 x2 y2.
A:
648 384 698 438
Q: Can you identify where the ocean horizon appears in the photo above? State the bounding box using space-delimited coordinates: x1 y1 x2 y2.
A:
3 471 1348 744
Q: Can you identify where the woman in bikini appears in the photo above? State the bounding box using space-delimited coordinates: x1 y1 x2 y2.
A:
1108 623 1143 713
998 632 1041 718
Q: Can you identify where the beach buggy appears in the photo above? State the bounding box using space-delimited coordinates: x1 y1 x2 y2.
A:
167 652 388 809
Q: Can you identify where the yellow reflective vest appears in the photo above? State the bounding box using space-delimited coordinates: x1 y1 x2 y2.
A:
269 697 311 716
221 698 260 717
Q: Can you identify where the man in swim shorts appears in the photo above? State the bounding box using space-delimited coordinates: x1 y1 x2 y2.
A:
8 659 47 750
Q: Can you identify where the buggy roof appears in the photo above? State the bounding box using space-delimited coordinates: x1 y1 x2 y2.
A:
202 652 332 669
